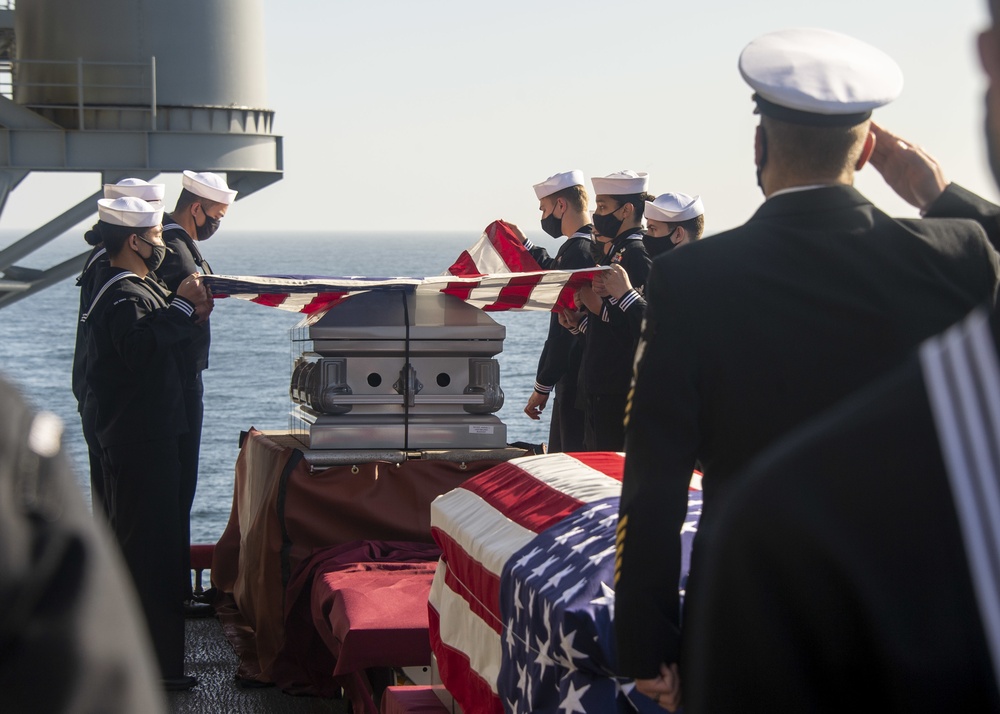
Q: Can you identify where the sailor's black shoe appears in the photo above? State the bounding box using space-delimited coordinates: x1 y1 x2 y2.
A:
163 675 198 691
184 599 215 618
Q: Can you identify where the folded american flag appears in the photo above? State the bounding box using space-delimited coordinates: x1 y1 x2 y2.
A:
202 221 603 315
428 452 702 714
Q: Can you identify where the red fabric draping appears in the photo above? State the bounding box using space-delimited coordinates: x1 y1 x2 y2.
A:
380 686 451 714
273 540 440 714
211 428 510 684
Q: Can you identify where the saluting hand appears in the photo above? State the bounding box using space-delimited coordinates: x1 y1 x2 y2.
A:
869 123 948 211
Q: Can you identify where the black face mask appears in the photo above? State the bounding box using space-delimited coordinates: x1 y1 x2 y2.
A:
592 205 624 241
643 228 678 259
540 204 564 239
196 208 221 241
136 236 166 272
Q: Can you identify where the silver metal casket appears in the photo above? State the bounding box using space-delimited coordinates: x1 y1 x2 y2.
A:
289 289 507 450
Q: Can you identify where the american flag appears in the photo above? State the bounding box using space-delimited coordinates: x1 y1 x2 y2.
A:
202 221 603 316
428 452 702 714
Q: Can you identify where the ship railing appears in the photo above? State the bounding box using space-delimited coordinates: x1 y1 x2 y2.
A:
0 56 157 131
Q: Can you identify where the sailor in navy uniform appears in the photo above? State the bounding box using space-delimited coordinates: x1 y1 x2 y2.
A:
73 178 165 518
518 170 595 452
156 170 235 605
612 28 1000 710
84 196 212 690
601 192 705 348
682 306 1000 713
576 169 652 451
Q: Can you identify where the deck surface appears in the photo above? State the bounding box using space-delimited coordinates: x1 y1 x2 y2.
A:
166 616 348 713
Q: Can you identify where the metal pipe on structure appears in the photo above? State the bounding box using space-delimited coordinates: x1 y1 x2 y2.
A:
0 249 90 309
0 188 101 272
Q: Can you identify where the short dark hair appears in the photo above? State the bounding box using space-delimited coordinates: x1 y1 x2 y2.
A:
607 192 655 220
174 188 224 214
678 214 705 240
547 184 588 213
762 115 869 178
98 221 158 257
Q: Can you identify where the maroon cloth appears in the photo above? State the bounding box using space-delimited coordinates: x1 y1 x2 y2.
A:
273 540 442 714
381 686 451 714
211 428 508 682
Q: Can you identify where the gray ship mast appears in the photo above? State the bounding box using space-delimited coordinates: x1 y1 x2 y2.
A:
0 0 282 308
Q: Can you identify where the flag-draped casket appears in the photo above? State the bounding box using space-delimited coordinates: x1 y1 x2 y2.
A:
428 452 702 714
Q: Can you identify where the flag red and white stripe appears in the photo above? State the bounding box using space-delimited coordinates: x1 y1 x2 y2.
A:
445 220 543 276
202 221 604 316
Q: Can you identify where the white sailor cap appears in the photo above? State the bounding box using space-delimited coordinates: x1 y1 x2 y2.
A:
533 170 585 200
103 178 165 205
739 28 903 126
182 170 237 205
97 197 164 228
592 170 649 196
645 192 704 223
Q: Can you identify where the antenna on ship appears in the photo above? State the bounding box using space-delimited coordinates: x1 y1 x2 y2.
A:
0 0 282 308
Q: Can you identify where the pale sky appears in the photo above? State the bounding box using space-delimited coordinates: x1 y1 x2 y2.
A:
0 1 995 239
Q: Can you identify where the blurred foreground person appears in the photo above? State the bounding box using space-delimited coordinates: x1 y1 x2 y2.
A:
0 373 166 713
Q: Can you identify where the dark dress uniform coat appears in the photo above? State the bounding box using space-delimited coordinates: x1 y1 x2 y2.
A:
84 266 199 679
155 215 213 598
528 227 595 452
72 244 109 514
614 185 1000 678
579 230 651 450
684 306 1000 713
0 374 167 713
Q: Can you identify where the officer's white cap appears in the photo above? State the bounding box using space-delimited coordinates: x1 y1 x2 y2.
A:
103 178 165 205
739 28 903 125
182 170 237 205
645 192 704 223
97 197 164 228
533 170 585 200
592 170 649 196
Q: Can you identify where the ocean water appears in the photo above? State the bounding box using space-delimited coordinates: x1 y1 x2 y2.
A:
0 228 555 544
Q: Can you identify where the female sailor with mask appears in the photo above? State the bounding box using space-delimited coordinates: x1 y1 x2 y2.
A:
602 192 707 347
82 196 212 690
73 178 166 520
577 170 653 451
